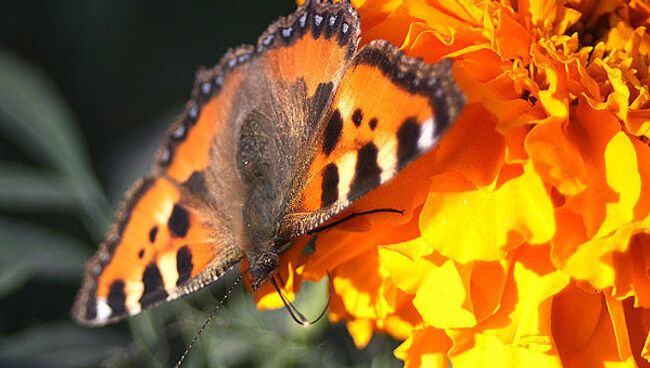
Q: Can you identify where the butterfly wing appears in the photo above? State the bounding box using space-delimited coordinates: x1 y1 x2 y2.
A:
72 177 244 326
72 42 261 326
73 0 361 325
280 40 466 240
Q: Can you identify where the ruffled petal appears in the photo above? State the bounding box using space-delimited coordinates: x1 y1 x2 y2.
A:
272 1 650 365
421 162 555 262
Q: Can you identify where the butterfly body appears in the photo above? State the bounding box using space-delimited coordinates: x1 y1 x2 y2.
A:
73 0 465 326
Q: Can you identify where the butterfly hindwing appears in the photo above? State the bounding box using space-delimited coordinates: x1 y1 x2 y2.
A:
280 40 466 239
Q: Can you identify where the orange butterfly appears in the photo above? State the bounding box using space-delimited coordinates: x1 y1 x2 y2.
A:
72 0 465 326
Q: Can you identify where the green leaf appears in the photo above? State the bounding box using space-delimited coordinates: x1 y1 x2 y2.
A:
0 163 78 211
0 50 91 179
0 261 32 299
0 218 90 292
0 322 129 368
0 51 111 235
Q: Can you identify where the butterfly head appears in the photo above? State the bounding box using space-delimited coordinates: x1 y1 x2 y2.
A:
249 251 280 290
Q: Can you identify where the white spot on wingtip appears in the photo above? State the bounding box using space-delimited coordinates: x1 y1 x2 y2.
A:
96 298 112 322
417 117 436 151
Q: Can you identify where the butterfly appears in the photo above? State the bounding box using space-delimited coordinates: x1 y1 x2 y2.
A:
72 0 466 326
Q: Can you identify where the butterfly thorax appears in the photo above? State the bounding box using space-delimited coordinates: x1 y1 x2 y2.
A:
237 103 310 289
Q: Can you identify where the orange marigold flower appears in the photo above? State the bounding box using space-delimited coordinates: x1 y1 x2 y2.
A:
256 0 650 366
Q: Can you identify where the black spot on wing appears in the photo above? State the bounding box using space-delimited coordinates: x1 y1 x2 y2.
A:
168 204 189 238
176 246 193 286
324 12 341 40
107 280 127 317
148 226 158 243
348 142 382 201
323 109 343 155
138 249 144 259
352 108 363 127
139 263 168 309
311 13 325 38
369 118 378 130
337 20 353 47
396 117 421 170
321 163 340 207
184 171 209 197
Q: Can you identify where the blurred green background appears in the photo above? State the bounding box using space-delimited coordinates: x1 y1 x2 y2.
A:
0 1 400 367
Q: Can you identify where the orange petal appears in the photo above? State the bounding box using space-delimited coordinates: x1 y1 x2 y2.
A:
526 119 587 195
394 327 452 368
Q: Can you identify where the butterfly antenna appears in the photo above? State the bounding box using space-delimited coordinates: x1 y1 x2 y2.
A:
270 273 332 326
307 208 403 235
173 274 243 368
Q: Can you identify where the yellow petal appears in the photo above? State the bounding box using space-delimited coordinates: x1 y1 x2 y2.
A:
562 220 648 290
526 119 587 195
379 237 441 294
413 259 477 328
595 132 641 237
346 318 374 348
422 162 555 262
449 246 569 367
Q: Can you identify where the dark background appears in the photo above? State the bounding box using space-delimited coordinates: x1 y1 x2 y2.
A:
1 1 295 185
0 1 400 367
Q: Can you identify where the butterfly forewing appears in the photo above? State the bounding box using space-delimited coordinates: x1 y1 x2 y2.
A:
72 177 244 326
280 40 466 240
